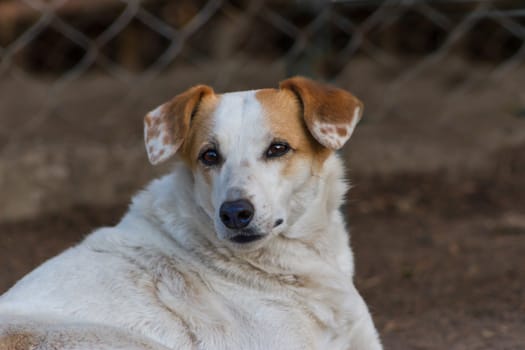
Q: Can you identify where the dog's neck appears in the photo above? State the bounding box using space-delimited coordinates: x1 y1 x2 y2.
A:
124 154 353 277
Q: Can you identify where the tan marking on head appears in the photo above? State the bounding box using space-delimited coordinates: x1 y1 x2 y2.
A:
256 88 330 176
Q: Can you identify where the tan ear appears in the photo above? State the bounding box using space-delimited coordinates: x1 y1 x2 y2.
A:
279 76 363 150
144 85 214 165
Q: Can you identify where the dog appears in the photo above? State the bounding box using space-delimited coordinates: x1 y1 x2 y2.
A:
0 77 382 350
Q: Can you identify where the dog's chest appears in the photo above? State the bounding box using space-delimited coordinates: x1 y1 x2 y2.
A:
147 275 308 349
147 266 353 350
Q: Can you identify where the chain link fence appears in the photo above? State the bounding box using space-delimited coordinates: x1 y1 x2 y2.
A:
0 0 524 219
1 1 524 105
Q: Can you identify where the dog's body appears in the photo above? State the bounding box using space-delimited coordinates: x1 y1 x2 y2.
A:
0 78 382 350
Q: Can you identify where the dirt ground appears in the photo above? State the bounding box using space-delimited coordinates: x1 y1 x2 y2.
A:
348 144 525 350
1 141 524 349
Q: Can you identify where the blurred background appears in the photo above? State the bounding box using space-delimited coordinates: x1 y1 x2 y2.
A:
0 0 524 348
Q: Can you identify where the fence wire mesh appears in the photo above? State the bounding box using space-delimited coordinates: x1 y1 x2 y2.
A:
0 0 525 219
1 1 524 118
1 1 524 97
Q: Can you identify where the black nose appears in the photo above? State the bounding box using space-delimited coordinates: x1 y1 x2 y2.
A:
220 199 254 229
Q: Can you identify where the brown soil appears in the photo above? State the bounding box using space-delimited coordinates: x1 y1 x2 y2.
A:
1 142 524 350
348 144 525 349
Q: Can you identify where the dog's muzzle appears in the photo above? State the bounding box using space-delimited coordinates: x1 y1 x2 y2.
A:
219 199 265 244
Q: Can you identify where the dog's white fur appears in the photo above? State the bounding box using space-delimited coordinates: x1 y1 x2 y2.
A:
0 78 382 350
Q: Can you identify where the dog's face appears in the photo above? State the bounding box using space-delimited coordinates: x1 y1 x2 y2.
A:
144 77 362 249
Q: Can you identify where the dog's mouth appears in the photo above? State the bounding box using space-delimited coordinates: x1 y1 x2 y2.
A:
229 234 265 244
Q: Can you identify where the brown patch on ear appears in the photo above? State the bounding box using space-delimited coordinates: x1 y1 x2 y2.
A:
179 93 219 172
256 88 330 174
163 85 214 148
145 115 153 127
144 85 215 165
336 126 347 137
279 76 363 150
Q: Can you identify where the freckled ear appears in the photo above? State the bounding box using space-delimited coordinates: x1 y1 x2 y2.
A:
144 85 214 165
279 76 363 150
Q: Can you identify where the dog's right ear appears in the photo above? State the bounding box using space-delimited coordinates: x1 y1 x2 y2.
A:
144 85 214 165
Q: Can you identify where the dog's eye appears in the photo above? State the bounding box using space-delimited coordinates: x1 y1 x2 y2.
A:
199 149 221 166
266 142 290 158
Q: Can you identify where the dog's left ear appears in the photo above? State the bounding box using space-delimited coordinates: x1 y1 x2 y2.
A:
144 85 214 165
279 76 363 150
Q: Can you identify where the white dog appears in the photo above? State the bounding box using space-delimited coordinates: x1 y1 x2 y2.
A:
0 77 382 350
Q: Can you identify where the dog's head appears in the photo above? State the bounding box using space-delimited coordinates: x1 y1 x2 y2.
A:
144 77 362 249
